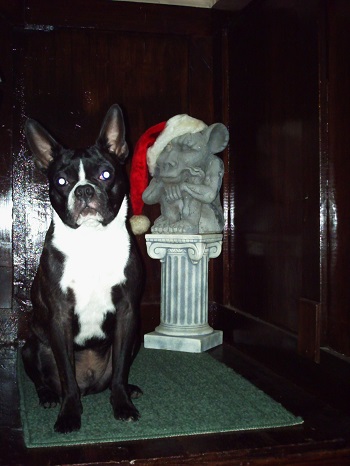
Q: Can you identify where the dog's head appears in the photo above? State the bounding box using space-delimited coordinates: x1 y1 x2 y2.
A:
25 105 129 229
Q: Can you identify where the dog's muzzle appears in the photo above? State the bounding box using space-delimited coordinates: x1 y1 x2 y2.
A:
69 182 104 226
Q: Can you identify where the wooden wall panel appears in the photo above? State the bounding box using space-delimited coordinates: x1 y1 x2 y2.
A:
327 0 350 355
227 0 320 333
0 16 15 343
25 0 213 36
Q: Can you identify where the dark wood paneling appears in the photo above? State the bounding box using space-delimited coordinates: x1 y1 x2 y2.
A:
227 0 320 333
0 16 14 343
0 16 13 269
0 0 23 24
298 298 321 363
24 0 213 36
318 0 330 348
214 303 350 412
211 22 233 306
327 0 350 355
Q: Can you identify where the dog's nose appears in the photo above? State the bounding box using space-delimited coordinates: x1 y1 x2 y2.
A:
75 184 95 200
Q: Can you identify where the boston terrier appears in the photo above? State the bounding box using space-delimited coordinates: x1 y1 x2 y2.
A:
22 104 143 433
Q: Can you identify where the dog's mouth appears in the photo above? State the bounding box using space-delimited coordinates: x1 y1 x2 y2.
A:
76 205 104 226
80 206 98 217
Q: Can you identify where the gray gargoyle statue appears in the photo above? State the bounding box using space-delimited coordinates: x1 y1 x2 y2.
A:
142 117 229 234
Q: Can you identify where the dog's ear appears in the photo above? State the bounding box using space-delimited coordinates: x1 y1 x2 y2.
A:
97 104 129 162
25 119 61 171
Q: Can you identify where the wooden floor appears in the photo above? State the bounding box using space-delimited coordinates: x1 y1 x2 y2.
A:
1 342 350 466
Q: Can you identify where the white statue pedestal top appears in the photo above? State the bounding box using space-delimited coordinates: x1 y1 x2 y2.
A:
144 233 223 353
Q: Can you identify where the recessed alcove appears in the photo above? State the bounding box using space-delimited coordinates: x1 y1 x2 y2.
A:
1 0 350 463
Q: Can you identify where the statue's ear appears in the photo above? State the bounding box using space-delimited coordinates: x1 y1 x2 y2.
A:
97 104 129 162
205 123 229 154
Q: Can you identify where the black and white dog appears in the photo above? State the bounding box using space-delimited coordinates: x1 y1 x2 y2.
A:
22 105 143 433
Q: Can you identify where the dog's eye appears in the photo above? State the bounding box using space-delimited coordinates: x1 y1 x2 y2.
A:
57 177 68 186
99 170 111 181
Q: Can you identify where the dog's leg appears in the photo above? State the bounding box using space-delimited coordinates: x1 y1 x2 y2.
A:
110 297 141 422
48 321 83 433
22 335 60 408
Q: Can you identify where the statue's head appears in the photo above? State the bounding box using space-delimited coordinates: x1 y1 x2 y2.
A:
129 114 229 235
155 123 229 181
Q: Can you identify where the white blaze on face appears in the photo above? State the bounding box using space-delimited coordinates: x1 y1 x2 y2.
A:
68 160 87 213
67 160 103 226
78 160 86 182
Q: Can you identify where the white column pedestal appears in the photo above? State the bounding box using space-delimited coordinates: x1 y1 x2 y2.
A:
144 233 223 353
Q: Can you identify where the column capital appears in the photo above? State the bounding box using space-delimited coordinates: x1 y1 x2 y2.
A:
145 233 223 264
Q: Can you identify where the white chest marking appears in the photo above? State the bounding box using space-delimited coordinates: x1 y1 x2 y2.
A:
52 197 130 345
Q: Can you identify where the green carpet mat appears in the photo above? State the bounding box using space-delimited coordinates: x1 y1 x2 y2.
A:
18 346 303 448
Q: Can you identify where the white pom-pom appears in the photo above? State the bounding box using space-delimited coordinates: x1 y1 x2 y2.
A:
130 214 151 235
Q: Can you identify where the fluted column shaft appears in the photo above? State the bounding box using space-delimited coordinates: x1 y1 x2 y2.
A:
144 234 223 352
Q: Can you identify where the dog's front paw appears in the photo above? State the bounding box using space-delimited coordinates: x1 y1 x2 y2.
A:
37 387 60 409
111 391 140 422
113 401 140 422
54 410 82 433
54 398 83 433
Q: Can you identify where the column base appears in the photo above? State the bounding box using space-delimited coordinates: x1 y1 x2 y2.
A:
144 329 223 353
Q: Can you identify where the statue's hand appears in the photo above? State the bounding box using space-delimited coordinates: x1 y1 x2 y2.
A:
142 177 164 204
165 184 183 202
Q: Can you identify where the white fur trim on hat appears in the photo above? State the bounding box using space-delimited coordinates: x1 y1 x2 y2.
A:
146 114 207 176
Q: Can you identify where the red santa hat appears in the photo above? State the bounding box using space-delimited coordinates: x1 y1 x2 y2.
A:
129 114 207 235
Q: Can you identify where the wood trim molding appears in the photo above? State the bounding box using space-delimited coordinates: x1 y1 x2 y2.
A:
211 303 350 410
113 0 220 7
